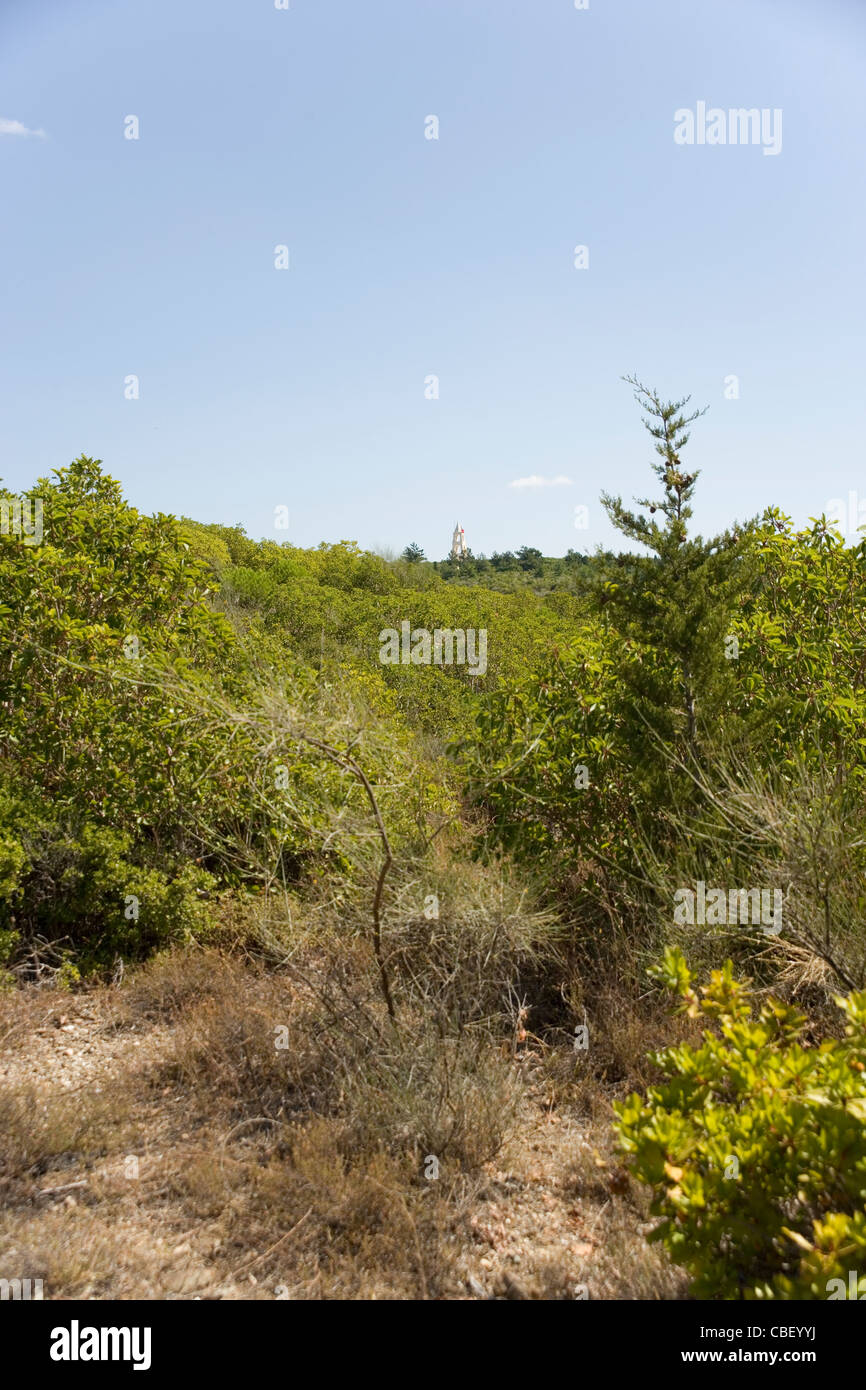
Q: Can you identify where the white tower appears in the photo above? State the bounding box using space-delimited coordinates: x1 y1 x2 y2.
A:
450 522 467 560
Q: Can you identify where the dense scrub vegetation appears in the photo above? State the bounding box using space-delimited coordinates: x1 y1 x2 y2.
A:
617 949 866 1300
2 380 864 1299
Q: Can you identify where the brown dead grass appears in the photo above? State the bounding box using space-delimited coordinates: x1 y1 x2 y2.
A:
0 945 684 1300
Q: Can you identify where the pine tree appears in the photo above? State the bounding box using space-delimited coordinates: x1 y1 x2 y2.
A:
597 377 753 759
400 542 425 563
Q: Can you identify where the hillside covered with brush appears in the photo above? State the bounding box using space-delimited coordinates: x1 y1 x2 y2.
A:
2 385 865 1301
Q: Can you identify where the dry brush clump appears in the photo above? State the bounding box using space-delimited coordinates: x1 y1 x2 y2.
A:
149 939 522 1172
114 829 564 1296
120 943 523 1299
0 1082 132 1199
0 957 483 1300
593 746 866 1020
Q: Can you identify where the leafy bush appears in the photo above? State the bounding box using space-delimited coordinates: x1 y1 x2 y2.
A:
614 948 866 1299
733 511 866 787
0 780 217 970
0 458 382 968
0 456 235 844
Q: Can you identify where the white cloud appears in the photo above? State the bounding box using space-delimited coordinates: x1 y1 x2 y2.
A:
0 117 47 138
508 474 573 489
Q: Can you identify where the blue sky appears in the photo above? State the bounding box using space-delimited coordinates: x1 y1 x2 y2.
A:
1 0 864 559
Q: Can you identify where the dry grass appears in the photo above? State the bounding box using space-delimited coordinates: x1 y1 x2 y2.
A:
0 1083 132 1192
0 938 686 1300
154 947 522 1170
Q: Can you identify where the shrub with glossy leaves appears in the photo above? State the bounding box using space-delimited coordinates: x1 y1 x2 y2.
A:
615 948 866 1299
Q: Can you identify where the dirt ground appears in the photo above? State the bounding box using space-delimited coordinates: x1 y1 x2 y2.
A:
0 978 682 1301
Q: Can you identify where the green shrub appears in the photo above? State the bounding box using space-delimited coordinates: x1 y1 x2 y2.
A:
0 781 216 968
614 948 866 1299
